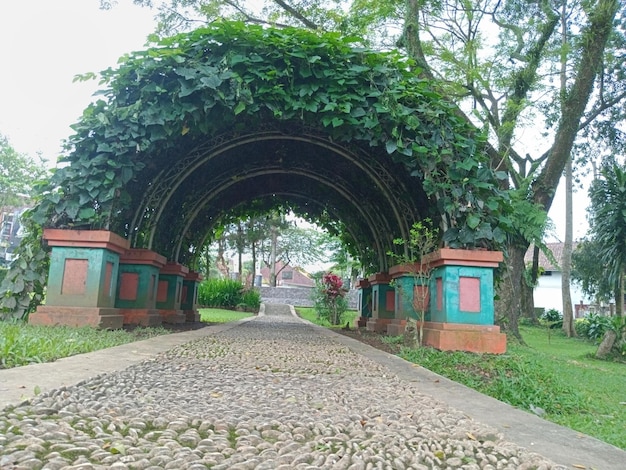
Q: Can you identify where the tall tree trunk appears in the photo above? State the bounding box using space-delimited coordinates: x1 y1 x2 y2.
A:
562 154 575 336
495 244 527 342
616 273 624 317
560 3 575 337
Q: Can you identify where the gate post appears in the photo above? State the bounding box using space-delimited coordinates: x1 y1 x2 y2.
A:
365 273 394 333
356 279 372 327
423 249 507 354
181 271 203 322
116 248 166 326
30 229 129 329
156 262 188 323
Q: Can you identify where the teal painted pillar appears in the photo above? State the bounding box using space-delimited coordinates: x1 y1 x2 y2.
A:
387 264 430 335
116 249 166 326
420 248 507 354
366 273 394 333
157 262 188 323
427 250 501 325
181 271 203 322
356 279 372 327
30 229 129 329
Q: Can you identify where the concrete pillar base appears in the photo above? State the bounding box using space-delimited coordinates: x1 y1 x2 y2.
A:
120 309 163 327
29 306 124 329
386 319 407 336
184 309 200 322
159 309 186 324
421 322 506 354
366 318 392 333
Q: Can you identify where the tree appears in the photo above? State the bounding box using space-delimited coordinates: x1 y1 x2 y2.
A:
587 160 626 318
572 238 613 305
260 215 334 286
0 134 46 212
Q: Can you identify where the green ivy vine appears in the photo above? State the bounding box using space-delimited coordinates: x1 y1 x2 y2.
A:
3 21 513 318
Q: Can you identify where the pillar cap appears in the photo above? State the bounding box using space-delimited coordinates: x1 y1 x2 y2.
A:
367 272 391 284
120 248 167 268
184 271 204 282
161 262 190 276
43 229 129 255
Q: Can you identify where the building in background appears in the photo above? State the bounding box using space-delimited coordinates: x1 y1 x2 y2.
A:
525 242 592 317
0 207 27 266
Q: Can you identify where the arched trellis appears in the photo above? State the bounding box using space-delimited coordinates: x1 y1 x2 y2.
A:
30 21 509 275
129 127 428 271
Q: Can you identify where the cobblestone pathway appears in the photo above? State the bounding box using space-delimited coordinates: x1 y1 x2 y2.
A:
0 304 565 469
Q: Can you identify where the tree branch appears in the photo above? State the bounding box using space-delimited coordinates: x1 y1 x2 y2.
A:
272 0 320 30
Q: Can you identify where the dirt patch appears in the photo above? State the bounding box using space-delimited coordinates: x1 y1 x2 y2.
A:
333 327 406 355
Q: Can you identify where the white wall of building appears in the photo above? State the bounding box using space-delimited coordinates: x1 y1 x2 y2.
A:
533 272 591 316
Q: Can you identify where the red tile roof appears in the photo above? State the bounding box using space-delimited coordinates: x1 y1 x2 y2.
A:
524 242 578 272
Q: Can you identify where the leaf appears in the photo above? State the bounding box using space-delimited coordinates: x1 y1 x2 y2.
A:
385 140 397 154
467 214 481 229
234 101 246 115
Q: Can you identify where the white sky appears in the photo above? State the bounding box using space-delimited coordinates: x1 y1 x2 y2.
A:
0 0 586 241
0 0 156 161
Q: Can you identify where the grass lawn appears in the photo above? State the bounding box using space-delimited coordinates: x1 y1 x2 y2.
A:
0 322 170 369
296 306 358 327
199 308 255 323
398 326 626 450
0 309 253 370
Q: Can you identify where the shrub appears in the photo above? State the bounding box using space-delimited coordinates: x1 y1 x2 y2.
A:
541 308 563 329
312 272 348 325
198 278 245 308
240 288 261 311
575 312 610 341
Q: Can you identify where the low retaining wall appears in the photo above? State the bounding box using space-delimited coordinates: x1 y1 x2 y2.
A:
260 286 357 309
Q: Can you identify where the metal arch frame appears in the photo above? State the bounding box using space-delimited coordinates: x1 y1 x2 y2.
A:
169 167 390 270
130 128 418 250
188 192 368 269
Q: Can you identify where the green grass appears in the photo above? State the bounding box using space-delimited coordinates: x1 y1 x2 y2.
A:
0 308 252 370
399 325 626 450
199 308 254 323
0 322 170 369
295 307 358 327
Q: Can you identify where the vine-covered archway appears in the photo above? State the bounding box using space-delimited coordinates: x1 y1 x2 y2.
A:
27 21 508 280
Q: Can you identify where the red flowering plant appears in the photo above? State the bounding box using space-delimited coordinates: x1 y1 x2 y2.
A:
313 272 348 325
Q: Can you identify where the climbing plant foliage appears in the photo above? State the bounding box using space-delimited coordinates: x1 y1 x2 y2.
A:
3 21 512 318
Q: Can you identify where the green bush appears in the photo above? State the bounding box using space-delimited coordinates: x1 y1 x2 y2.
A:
240 288 261 311
541 308 563 329
575 312 611 341
0 267 7 285
197 278 260 311
311 273 348 325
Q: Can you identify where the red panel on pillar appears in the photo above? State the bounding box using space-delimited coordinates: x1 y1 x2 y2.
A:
62 259 88 295
104 262 114 296
436 278 443 310
386 290 395 311
413 284 430 312
157 280 168 302
119 272 139 301
459 276 481 312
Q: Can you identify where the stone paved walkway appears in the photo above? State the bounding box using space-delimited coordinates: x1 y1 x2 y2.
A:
0 304 623 469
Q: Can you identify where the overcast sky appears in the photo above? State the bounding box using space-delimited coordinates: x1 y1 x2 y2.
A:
0 0 156 160
0 0 586 241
